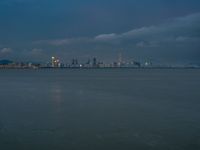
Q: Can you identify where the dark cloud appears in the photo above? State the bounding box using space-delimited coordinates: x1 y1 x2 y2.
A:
31 12 200 63
35 13 200 45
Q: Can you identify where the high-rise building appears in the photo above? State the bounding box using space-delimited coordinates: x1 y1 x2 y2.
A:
93 57 97 67
51 57 56 67
118 53 123 67
51 56 60 67
71 59 79 67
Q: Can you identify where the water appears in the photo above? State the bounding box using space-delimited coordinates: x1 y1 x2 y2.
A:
0 69 200 150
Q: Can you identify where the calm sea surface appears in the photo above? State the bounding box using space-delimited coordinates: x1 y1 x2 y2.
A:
0 69 200 150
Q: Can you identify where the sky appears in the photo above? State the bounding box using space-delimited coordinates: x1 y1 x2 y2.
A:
0 0 200 64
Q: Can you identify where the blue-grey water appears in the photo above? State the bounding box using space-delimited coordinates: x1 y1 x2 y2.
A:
0 69 200 150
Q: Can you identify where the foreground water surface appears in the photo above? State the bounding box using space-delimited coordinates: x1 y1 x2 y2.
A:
0 69 200 150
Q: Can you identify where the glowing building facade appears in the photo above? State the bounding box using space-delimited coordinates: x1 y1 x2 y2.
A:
51 56 60 67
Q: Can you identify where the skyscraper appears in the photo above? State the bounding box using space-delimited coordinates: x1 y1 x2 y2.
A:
51 56 60 67
93 57 97 67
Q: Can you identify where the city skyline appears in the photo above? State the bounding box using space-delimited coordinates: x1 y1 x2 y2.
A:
0 0 200 64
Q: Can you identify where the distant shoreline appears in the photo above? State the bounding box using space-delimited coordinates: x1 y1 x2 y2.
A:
0 67 199 70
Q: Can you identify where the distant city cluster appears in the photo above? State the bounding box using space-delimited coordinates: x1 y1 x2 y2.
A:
48 56 144 68
0 55 199 69
0 55 153 69
0 60 41 69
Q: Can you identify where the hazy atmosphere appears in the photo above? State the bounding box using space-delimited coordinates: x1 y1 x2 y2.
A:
0 0 200 64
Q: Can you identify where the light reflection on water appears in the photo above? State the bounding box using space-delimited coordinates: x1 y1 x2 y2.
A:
51 83 63 111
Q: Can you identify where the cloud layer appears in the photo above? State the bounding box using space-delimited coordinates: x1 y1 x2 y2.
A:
36 12 200 45
29 12 200 64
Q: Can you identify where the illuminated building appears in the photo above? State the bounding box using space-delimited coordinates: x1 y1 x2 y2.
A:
51 56 60 67
118 53 122 67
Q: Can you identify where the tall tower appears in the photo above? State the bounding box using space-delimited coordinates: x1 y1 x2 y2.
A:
118 53 122 67
93 57 97 67
52 57 56 67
